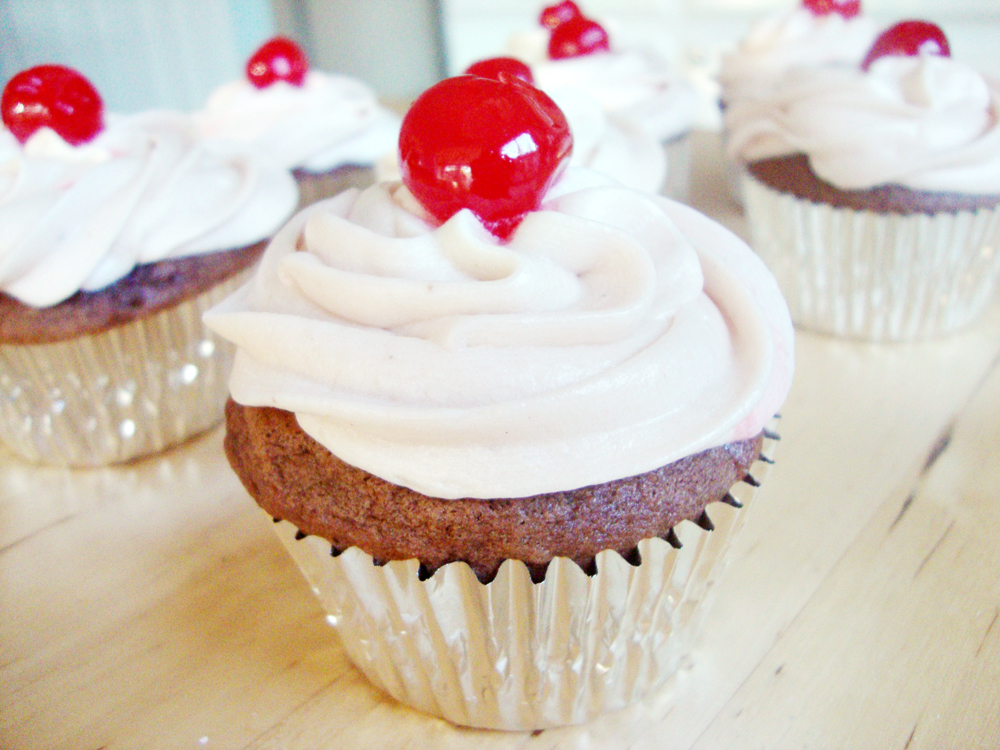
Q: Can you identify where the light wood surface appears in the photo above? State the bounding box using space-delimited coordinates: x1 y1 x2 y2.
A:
3 133 999 750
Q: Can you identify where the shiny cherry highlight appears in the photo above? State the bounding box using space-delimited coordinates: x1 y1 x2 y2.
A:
246 37 308 88
464 57 535 85
802 0 861 19
1 65 104 146
399 75 572 240
548 15 610 59
540 1 582 29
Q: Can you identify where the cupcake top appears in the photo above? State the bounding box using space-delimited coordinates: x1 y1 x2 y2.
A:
507 3 697 145
205 74 793 500
725 22 1000 194
195 37 400 174
0 65 297 308
718 1 878 105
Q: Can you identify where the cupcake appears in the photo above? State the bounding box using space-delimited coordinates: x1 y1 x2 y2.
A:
0 65 298 466
718 0 878 203
506 1 697 199
718 0 878 106
206 74 794 729
727 20 1000 341
195 37 401 208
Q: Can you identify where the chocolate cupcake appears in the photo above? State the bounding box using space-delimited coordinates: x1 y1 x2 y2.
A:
195 37 400 209
0 65 297 466
206 75 793 728
727 20 1000 340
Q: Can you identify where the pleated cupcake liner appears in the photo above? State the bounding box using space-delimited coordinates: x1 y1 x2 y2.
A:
0 268 254 467
743 173 1000 341
661 132 692 204
267 419 780 731
293 165 376 209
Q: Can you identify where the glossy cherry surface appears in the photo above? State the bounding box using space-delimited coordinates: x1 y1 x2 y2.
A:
548 15 610 59
246 37 308 89
2 65 103 146
540 0 581 29
464 57 535 85
861 20 950 71
802 0 861 19
399 75 572 240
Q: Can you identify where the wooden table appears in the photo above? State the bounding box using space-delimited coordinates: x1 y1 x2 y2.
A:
3 134 999 750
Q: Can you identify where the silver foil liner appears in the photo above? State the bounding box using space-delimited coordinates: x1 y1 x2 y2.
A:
294 165 376 209
0 268 253 467
743 173 1000 341
661 132 692 204
269 422 779 730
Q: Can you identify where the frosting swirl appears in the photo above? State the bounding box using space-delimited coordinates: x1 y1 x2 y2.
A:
509 30 697 143
545 85 666 193
205 169 793 499
196 71 400 173
719 6 878 105
0 111 297 308
725 54 1000 194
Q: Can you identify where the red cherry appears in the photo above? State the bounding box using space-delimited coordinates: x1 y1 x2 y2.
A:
802 0 861 19
861 20 950 71
399 75 572 240
1 65 103 146
464 57 535 85
540 1 581 30
548 16 610 59
246 37 308 89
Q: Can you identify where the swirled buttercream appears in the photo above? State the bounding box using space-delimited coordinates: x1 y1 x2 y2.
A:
196 71 400 173
205 168 793 499
719 6 878 105
509 30 697 144
0 112 298 308
725 54 1000 193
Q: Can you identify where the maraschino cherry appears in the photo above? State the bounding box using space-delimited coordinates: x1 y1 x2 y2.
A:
1 65 103 146
399 75 572 240
860 20 950 71
549 15 610 59
464 57 535 85
802 0 861 20
246 37 308 89
540 0 581 29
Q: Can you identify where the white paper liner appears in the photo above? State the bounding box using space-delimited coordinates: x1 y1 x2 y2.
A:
0 268 253 466
661 132 692 203
743 173 1000 341
294 165 376 209
269 422 778 730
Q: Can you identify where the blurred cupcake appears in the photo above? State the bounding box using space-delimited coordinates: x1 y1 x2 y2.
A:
507 1 697 199
206 75 794 729
718 0 877 106
0 65 297 466
727 21 1000 340
196 37 400 208
719 0 878 204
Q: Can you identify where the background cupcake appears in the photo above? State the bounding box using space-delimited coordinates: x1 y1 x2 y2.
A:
506 1 697 199
195 37 401 208
0 64 297 466
718 0 878 107
205 74 793 729
718 0 878 204
726 20 1000 341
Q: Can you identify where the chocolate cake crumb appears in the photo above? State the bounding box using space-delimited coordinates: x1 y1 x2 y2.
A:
224 399 764 583
747 154 1000 215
